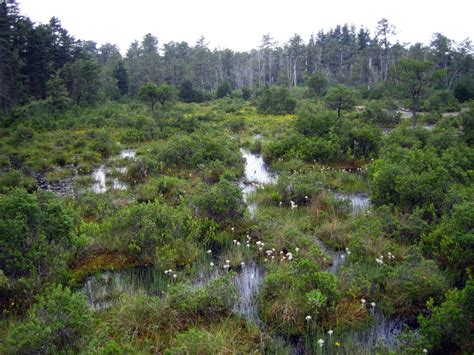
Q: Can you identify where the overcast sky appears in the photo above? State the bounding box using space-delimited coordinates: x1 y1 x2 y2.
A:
18 0 474 53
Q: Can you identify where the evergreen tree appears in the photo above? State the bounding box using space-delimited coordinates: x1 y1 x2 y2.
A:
113 61 129 96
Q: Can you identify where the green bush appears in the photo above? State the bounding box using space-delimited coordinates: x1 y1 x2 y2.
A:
7 285 92 353
421 201 474 283
155 133 241 170
276 172 324 205
454 76 474 102
98 202 200 261
424 90 460 112
0 189 74 278
370 147 453 214
0 170 37 193
194 179 243 221
342 123 381 160
259 260 338 335
418 280 474 353
384 253 447 315
295 103 336 137
257 86 296 115
167 276 237 319
136 175 187 203
155 239 201 271
461 102 474 145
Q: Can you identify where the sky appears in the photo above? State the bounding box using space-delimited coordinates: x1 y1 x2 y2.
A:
18 0 474 54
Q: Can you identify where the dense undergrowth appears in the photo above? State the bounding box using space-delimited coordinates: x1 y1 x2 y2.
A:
0 94 473 354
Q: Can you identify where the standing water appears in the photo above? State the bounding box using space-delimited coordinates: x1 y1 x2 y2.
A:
241 148 276 185
90 149 136 193
239 148 277 218
334 192 370 215
234 262 265 322
91 165 107 194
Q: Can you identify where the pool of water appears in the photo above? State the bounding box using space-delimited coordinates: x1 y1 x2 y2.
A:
333 192 370 215
90 149 136 193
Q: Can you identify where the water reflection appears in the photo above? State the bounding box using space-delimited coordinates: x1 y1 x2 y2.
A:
334 192 370 215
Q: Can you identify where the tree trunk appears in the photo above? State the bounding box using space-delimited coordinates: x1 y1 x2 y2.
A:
293 61 297 88
412 97 418 127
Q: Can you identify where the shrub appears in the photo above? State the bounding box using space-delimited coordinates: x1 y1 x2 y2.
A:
418 280 474 353
194 179 243 221
370 147 452 214
295 103 336 137
384 253 447 316
156 133 241 170
167 276 237 319
7 285 92 353
216 82 232 98
257 86 296 115
454 76 474 102
424 90 460 112
259 261 338 336
98 202 200 261
276 172 324 205
342 123 381 160
136 175 187 203
155 239 201 271
361 100 401 126
0 170 37 193
421 201 474 283
0 189 74 278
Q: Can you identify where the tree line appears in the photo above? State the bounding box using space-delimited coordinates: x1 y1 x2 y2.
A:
1 0 473 112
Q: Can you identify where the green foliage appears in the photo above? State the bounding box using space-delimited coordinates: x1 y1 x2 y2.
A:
295 103 337 136
361 100 401 126
46 72 70 110
418 280 474 353
384 253 447 315
7 285 92 353
0 170 37 193
194 179 243 221
324 84 356 118
11 125 35 143
138 82 160 113
424 89 460 112
61 59 102 106
259 261 338 335
263 133 342 163
370 147 454 214
179 80 204 103
257 86 296 115
0 189 74 278
342 122 381 159
462 102 474 145
216 81 232 98
155 83 177 107
89 129 119 158
454 76 474 102
113 61 129 96
154 132 242 169
242 87 252 100
167 276 237 318
307 71 328 96
422 201 474 283
97 201 200 261
136 175 187 203
393 58 434 126
276 172 324 205
155 239 201 271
